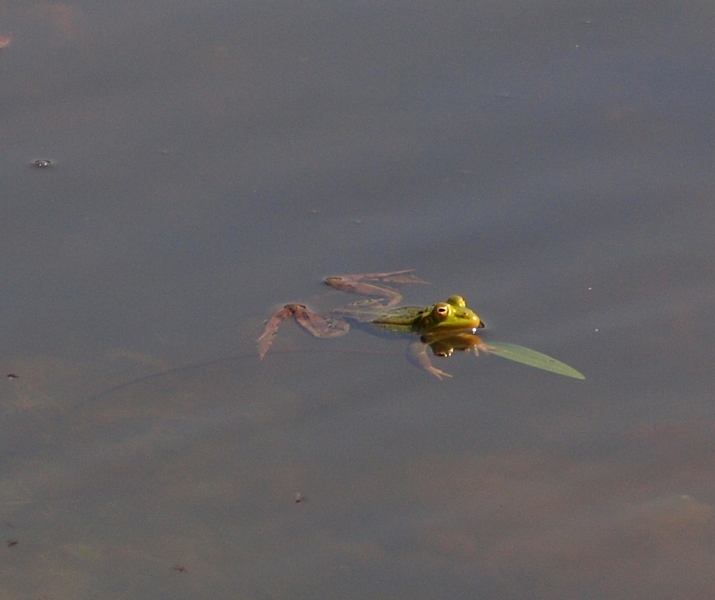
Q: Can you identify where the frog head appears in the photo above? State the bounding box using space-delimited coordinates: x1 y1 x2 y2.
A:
413 295 484 335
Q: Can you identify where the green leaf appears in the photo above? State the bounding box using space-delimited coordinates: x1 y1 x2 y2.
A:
485 342 585 379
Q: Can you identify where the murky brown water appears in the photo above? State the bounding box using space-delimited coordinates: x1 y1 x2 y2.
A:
1 1 714 598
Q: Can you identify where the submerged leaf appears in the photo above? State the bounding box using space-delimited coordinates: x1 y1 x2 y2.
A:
486 342 585 379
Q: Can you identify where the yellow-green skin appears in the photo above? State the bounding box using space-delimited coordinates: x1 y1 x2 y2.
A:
369 295 483 335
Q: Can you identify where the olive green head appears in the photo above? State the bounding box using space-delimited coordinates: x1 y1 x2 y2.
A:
412 295 484 334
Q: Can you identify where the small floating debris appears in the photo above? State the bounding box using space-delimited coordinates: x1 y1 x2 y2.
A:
6 374 18 380
172 564 187 573
0 35 12 50
294 492 304 503
32 159 52 168
6 540 18 548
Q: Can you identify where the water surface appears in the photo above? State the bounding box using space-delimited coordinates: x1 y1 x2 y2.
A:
1 1 714 598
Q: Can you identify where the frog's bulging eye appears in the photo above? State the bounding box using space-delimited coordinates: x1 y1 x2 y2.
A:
447 295 467 308
434 303 451 320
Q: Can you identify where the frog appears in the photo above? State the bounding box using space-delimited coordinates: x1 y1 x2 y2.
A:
257 270 585 380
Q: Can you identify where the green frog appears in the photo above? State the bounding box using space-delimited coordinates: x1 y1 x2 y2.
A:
257 270 585 380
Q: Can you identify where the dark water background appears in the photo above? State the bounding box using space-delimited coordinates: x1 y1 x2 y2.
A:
1 1 714 598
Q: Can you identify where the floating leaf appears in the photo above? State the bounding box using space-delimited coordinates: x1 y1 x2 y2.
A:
485 342 585 379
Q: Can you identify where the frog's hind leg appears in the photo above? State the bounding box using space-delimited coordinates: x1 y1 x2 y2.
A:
257 304 350 359
341 269 429 284
325 270 429 309
326 269 429 288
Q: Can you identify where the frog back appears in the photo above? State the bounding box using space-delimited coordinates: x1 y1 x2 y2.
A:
369 306 425 333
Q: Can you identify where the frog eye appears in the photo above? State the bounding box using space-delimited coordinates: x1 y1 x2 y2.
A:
447 295 467 307
434 303 451 320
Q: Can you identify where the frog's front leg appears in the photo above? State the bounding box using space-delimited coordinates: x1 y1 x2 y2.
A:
257 304 350 359
407 340 453 380
325 269 429 308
